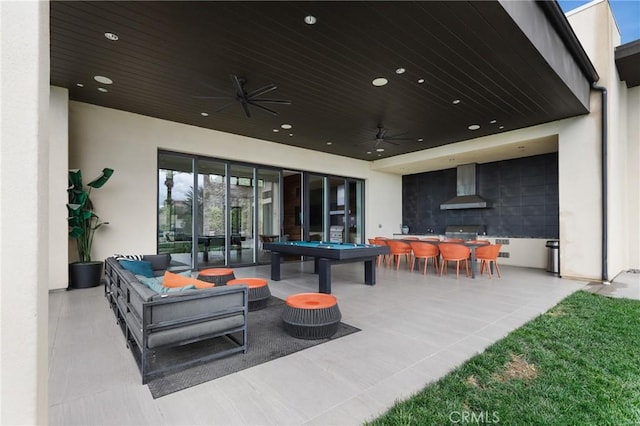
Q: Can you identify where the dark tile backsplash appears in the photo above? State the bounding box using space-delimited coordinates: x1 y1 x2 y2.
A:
402 153 559 238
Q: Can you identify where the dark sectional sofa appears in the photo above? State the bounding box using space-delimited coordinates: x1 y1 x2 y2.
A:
104 254 248 384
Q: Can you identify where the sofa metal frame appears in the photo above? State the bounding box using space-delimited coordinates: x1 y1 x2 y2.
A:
104 255 248 384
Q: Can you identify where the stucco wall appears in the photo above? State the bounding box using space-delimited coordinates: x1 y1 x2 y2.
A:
49 86 69 290
65 101 402 288
565 0 640 276
626 87 640 267
0 1 49 424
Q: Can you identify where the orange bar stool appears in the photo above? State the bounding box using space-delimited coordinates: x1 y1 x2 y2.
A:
227 278 271 310
282 293 341 339
371 237 390 267
438 243 471 279
476 243 502 278
385 240 413 270
197 268 235 286
409 241 440 275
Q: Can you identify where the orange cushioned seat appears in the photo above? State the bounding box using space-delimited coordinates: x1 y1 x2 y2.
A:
286 293 337 309
227 278 271 311
282 293 341 339
197 268 235 285
163 271 215 289
227 278 267 288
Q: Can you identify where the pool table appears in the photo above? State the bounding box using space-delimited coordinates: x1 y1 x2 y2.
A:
263 241 390 294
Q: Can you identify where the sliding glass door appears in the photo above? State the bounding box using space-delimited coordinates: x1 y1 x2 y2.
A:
257 168 281 263
197 160 227 268
158 150 364 268
348 180 364 243
158 154 194 268
307 174 326 241
228 164 255 266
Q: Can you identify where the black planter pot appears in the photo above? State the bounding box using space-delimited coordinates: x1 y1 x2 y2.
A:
69 261 103 289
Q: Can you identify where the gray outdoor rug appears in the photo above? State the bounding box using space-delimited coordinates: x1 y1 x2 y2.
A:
147 296 360 398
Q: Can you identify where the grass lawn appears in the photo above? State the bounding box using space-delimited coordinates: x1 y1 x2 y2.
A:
367 290 640 425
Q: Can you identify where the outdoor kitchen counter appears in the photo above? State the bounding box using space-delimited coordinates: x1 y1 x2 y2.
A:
392 235 550 270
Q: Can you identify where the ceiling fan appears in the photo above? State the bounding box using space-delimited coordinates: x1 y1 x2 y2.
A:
360 125 412 151
194 74 291 118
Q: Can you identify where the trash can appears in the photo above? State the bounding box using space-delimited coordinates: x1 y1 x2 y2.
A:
546 240 560 274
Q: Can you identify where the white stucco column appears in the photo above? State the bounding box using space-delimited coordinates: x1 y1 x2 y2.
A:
0 1 49 424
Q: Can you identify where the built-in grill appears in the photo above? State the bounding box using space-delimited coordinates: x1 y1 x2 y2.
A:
444 225 486 241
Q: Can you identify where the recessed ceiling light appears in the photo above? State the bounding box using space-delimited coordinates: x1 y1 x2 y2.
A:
452 99 461 104
326 141 332 145
288 133 293 137
417 138 423 142
273 129 280 132
499 125 505 130
372 77 388 87
97 87 108 93
104 32 119 41
76 83 84 87
376 148 384 152
304 15 317 25
395 67 406 74
366 151 372 155
490 119 497 124
281 123 292 129
94 75 113 85
201 112 209 117
417 78 425 84
468 124 480 130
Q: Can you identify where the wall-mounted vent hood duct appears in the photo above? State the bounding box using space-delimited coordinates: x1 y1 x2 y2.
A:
440 163 491 210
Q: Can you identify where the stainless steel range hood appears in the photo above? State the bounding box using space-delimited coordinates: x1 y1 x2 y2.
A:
440 163 491 210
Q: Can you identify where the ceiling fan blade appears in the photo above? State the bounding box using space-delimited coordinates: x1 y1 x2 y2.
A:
386 131 410 140
231 75 246 98
192 95 233 100
250 98 291 105
241 101 251 118
246 84 277 99
215 101 237 113
248 101 279 116
199 82 231 95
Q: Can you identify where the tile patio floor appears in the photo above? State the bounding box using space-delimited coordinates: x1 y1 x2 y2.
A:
49 261 598 425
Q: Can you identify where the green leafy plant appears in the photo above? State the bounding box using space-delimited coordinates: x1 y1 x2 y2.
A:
67 168 114 263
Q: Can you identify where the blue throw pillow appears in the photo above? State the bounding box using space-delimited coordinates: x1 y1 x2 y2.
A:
136 275 195 294
119 259 155 278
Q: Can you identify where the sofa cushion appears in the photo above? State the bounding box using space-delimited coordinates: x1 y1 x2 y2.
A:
119 259 155 277
163 271 215 289
135 275 196 294
113 253 144 261
142 253 172 271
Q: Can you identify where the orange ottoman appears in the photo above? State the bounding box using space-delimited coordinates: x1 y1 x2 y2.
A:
227 278 271 311
282 293 341 339
197 268 235 286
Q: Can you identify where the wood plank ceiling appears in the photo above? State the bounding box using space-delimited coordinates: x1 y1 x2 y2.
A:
50 1 590 161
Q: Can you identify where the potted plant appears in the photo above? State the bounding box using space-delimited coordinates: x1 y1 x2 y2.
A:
67 167 114 289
